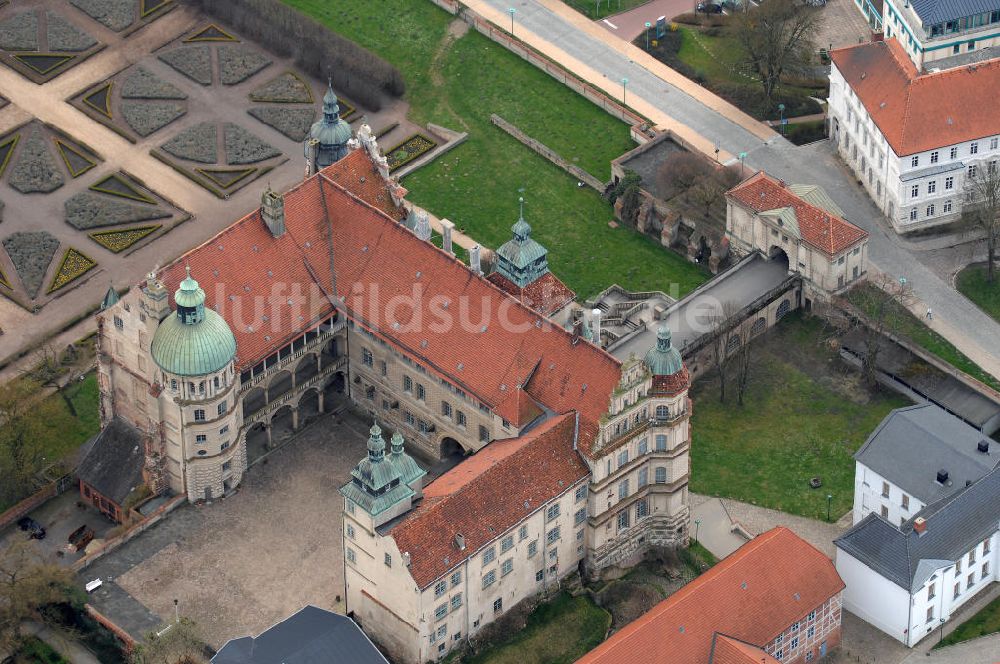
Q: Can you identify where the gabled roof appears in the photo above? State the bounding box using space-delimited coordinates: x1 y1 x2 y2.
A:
389 413 588 589
154 149 621 438
487 271 576 318
576 527 845 664
726 172 868 256
212 605 389 664
710 634 781 664
836 465 1000 591
830 38 1000 156
78 418 145 506
854 404 999 506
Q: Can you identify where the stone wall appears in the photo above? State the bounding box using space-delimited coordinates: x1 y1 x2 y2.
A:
491 114 607 190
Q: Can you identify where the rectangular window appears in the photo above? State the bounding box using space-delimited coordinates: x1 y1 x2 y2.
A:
346 500 355 515
575 508 587 525
546 504 560 521
790 636 798 649
944 199 953 213
417 384 425 401
442 401 452 417
384 553 391 568
451 593 462 611
196 435 207 443
577 529 584 541
984 539 992 555
617 510 630 531
927 180 936 194
346 548 356 564
983 561 990 579
930 151 939 163
808 610 816 621
451 571 461 587
618 480 629 500
379 360 387 376
617 450 629 468
927 606 934 622
365 386 375 400
911 156 919 167
970 550 976 565
346 524 355 539
456 410 466 427
194 409 205 422
656 435 667 451
220 442 230 451
636 499 648 519
405 411 415 426
926 204 935 217
953 582 961 599
482 570 496 588
928 582 936 600
483 546 495 565
910 208 918 221
575 485 588 502
969 573 975 589
435 604 447 621
519 525 528 541
970 164 979 178
435 581 447 597
221 460 232 472
991 137 999 150
362 348 373 367
546 527 560 544
950 147 958 159
535 570 544 582
437 625 447 639
501 535 513 552
655 467 667 484
901 494 909 510
881 481 890 498
911 185 919 198
528 540 538 557
881 505 889 519
493 598 503 613
479 425 490 443
501 559 513 576
638 467 648 487
403 375 412 392
807 625 815 638
638 438 648 455
971 142 979 155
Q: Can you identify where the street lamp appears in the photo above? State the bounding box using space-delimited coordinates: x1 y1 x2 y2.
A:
173 598 179 624
622 77 628 105
826 494 833 522
509 7 515 35
738 151 747 177
694 519 701 542
938 617 946 644
645 21 652 50
778 103 786 135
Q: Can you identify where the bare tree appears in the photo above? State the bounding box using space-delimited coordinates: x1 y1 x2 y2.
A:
847 275 914 388
731 0 819 103
0 541 82 653
709 300 741 403
964 160 1000 283
732 315 755 406
656 152 713 200
130 618 208 664
688 164 744 218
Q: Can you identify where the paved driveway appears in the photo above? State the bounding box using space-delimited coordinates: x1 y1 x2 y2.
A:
78 410 371 648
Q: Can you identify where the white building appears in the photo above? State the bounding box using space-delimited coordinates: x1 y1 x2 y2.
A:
852 404 1000 527
828 38 1000 233
880 0 1000 70
835 465 1000 647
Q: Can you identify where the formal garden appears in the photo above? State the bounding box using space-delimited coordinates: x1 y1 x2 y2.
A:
690 312 910 520
0 6 103 82
285 0 710 300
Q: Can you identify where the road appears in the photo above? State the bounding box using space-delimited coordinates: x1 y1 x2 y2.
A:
468 0 1000 379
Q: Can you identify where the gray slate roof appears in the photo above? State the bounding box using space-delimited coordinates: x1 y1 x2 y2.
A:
910 0 1000 25
854 404 998 505
77 417 145 505
211 605 389 664
835 465 1000 591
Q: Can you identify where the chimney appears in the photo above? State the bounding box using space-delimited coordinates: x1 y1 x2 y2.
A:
913 516 927 535
572 313 583 344
454 533 466 551
261 186 285 237
440 218 455 255
470 244 483 275
415 211 431 242
402 552 411 567
978 440 990 454
936 469 949 484
591 308 602 345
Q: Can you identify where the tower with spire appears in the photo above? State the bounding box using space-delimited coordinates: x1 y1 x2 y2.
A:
341 422 426 529
306 82 353 173
493 197 551 288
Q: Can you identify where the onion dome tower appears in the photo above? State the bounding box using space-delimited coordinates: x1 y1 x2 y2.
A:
150 267 237 377
643 324 689 394
340 423 424 527
308 82 353 172
494 203 551 288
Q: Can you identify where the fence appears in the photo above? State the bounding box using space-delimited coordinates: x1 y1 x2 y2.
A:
430 0 650 131
490 114 606 190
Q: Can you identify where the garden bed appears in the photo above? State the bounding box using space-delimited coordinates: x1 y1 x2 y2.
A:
91 171 156 203
248 106 314 141
386 133 437 172
121 66 186 99
47 11 98 51
122 100 185 136
161 121 217 163
218 43 270 84
48 247 97 293
70 0 136 32
9 126 65 194
89 224 161 252
2 230 60 298
65 191 170 229
158 43 211 85
223 122 279 164
0 11 38 51
249 70 313 103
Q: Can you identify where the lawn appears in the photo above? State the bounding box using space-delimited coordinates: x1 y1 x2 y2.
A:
846 283 1000 392
284 0 710 298
957 264 1000 324
690 313 910 520
456 592 611 664
563 0 650 20
936 595 1000 648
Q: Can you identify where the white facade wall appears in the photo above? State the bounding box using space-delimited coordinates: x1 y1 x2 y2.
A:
835 549 912 642
852 463 923 527
882 0 1000 69
829 64 1000 233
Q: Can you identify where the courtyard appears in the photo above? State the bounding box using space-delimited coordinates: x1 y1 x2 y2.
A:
78 408 373 649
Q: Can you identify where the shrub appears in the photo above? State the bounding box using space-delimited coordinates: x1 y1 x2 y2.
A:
70 0 136 32
3 231 60 298
184 0 404 110
47 11 97 51
8 126 64 193
48 248 98 293
89 225 162 253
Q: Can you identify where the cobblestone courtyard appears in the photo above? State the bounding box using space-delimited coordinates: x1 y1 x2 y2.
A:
80 410 370 649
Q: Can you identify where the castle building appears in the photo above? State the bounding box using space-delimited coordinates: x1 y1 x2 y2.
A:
94 107 693 661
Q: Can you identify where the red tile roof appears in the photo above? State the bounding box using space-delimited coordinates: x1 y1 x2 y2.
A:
156 149 620 441
576 527 845 664
318 149 406 221
487 271 576 318
726 172 868 256
390 412 588 588
830 38 1000 156
710 635 780 664
652 367 690 396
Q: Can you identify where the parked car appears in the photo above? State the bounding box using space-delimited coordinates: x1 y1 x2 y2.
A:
697 1 724 13
17 516 46 540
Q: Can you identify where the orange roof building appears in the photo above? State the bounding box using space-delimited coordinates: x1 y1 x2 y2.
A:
828 37 1000 232
577 528 846 664
726 172 869 297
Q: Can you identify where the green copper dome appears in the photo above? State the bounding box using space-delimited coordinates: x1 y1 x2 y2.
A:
495 204 550 288
644 325 683 376
309 82 352 164
151 268 237 377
